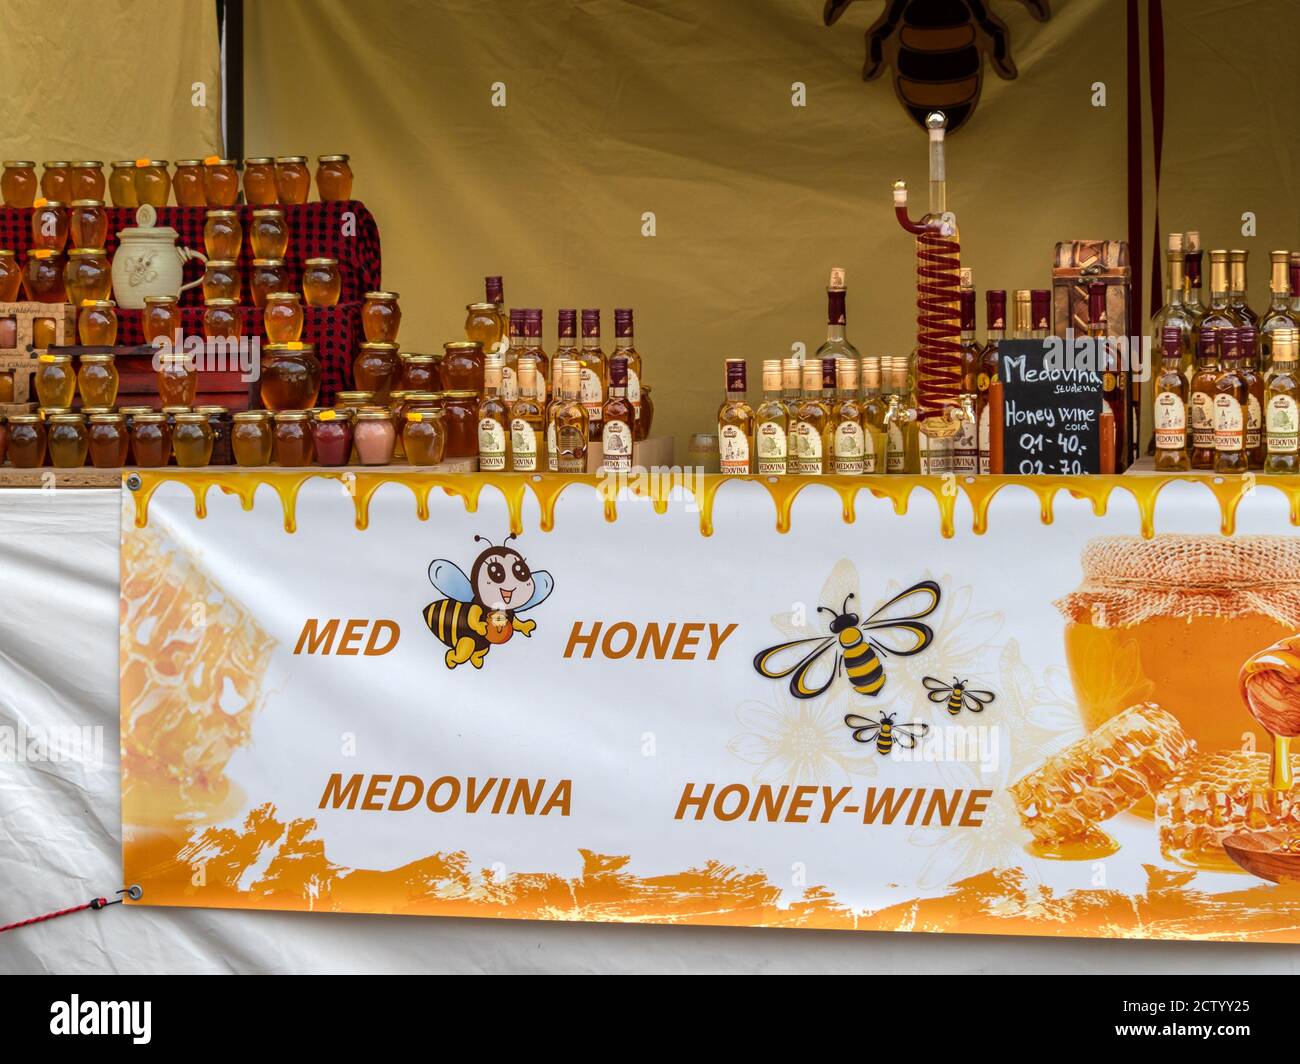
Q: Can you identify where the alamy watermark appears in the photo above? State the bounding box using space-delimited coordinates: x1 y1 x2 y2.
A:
1039 331 1153 383
151 331 262 382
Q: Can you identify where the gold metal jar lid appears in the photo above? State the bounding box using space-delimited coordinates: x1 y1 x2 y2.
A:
404 391 444 400
315 407 352 420
81 405 115 414
204 297 239 306
143 295 179 305
264 342 317 353
8 413 41 423
265 291 301 302
466 302 497 312
335 390 374 401
133 411 167 422
317 154 350 163
47 412 86 423
37 352 72 363
68 247 108 257
194 405 229 415
42 161 72 168
70 198 105 207
161 405 192 414
205 259 239 268
174 411 209 423
0 250 14 257
73 160 104 168
243 157 274 165
252 258 287 267
205 208 239 218
401 353 439 363
359 341 399 350
251 207 285 217
355 408 392 421
303 257 339 266
233 410 271 421
174 159 204 167
80 351 116 361
110 160 135 169
444 389 479 399
32 200 64 209
135 160 169 167
88 412 125 423
364 290 400 301
118 405 154 414
273 410 310 421
274 156 308 164
203 157 237 167
443 341 483 352
3 160 35 168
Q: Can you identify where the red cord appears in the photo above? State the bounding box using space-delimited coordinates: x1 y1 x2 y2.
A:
0 892 135 934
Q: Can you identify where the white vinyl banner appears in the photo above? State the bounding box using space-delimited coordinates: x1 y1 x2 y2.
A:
120 472 1300 941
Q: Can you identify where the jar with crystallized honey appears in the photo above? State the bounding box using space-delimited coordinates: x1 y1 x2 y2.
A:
1055 535 1300 755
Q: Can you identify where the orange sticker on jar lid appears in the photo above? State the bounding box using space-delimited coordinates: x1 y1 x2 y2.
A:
319 409 337 421
408 412 424 423
134 158 150 167
39 353 55 363
203 154 220 165
286 342 304 350
33 197 47 208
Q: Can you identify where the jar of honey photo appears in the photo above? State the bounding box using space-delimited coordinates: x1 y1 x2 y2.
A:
202 158 240 207
442 341 484 395
23 250 65 303
71 161 106 201
272 410 314 466
40 161 72 202
46 412 88 468
441 390 479 459
249 208 288 259
65 247 112 305
2 161 37 207
260 343 321 412
232 410 273 466
133 160 171 208
263 291 304 344
108 161 138 208
301 257 341 306
142 295 181 347
7 414 46 468
250 258 289 307
201 259 241 302
35 354 75 407
354 408 395 465
242 157 277 205
172 411 215 467
30 200 68 252
157 354 198 407
310 409 353 466
172 159 206 206
403 404 447 466
88 412 129 468
273 156 311 204
129 412 170 467
202 298 242 340
400 353 441 393
0 250 23 301
68 200 107 249
315 154 353 201
203 209 242 260
77 304 119 349
354 341 401 402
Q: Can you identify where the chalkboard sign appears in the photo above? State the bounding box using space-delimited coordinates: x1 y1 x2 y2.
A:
998 339 1103 475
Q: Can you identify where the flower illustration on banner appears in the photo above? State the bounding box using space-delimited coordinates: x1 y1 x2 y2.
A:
729 686 878 786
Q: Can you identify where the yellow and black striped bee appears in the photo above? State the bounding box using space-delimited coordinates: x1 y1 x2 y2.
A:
923 675 995 715
844 711 930 754
754 580 940 700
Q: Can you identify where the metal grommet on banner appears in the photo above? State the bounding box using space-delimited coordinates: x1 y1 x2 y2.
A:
126 473 142 492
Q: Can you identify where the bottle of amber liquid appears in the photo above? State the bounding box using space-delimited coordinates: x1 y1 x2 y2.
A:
978 290 1005 473
1200 250 1242 341
510 355 545 472
958 269 979 394
1183 231 1207 326
1229 249 1258 328
477 356 510 472
485 276 507 353
780 356 801 464
884 357 917 474
1259 250 1300 368
501 309 523 404
1153 326 1190 471
831 357 865 474
1213 327 1248 474
602 355 636 473
524 309 549 404
716 357 753 474
860 356 889 474
1265 327 1300 474
792 358 833 475
1189 328 1220 469
578 309 607 441
551 361 589 473
1238 326 1266 467
613 309 642 423
1087 281 1126 471
754 359 788 475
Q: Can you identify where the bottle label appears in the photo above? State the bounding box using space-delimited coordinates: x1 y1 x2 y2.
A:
1247 393 1262 449
1153 392 1187 450
500 365 519 404
580 368 603 422
793 421 823 474
833 421 864 475
863 429 884 474
1267 394 1299 453
1190 391 1215 448
603 419 633 471
887 423 905 473
478 417 507 471
1213 393 1244 451
920 436 951 476
628 369 641 416
977 407 990 473
756 420 787 475
546 422 558 472
511 418 538 471
556 425 587 473
718 423 751 474
953 418 978 475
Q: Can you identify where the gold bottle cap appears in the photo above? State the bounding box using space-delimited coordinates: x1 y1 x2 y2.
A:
1167 232 1183 252
274 156 308 164
38 352 72 363
403 391 443 401
303 257 338 266
28 248 58 259
1230 249 1248 261
118 406 154 415
110 160 135 169
33 200 64 209
9 413 40 424
47 413 85 423
358 341 398 352
73 160 103 168
161 405 192 413
443 341 481 352
1210 248 1229 260
233 411 270 423
134 411 167 422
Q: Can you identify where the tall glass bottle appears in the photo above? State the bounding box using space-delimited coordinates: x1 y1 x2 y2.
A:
484 276 508 355
578 309 606 441
602 355 636 473
884 356 918 474
792 357 833 475
977 290 1005 473
1153 326 1190 472
958 269 979 395
814 268 861 365
1151 235 1196 382
545 357 570 471
1183 231 1207 326
1260 251 1300 369
1239 326 1265 468
613 309 643 423
510 355 544 472
1089 282 1125 471
1229 249 1258 328
1202 250 1242 337
754 359 789 475
1012 290 1032 339
551 360 589 473
717 358 753 475
1189 329 1219 470
477 355 510 471
524 308 549 404
861 356 888 474
502 308 524 404
555 308 579 370
1030 290 1050 337
1265 327 1300 474
781 356 801 469
832 357 865 475
1213 327 1248 473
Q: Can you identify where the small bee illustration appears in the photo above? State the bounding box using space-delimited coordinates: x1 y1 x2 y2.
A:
823 0 1052 134
423 534 553 670
844 711 930 754
923 675 996 715
754 579 940 700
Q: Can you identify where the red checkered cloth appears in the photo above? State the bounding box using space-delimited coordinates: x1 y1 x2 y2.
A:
0 201 382 306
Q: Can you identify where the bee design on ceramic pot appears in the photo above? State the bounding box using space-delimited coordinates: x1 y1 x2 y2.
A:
423 534 554 670
823 0 1052 134
754 579 940 699
923 675 995 715
844 710 930 754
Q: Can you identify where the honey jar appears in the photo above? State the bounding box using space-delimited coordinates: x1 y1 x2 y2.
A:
354 342 401 402
201 259 241 302
242 158 277 205
0 415 8 464
301 258 341 306
0 370 13 403
77 304 119 349
88 412 129 468
464 303 504 352
40 162 72 202
108 161 138 207
250 259 289 307
403 404 447 466
35 354 75 407
157 354 198 407
30 200 68 252
194 405 233 465
263 291 304 343
0 250 22 301
7 414 46 468
232 410 273 466
129 412 170 467
71 162 105 201
273 156 311 204
202 157 240 207
172 159 206 206
203 209 242 260
354 408 395 465
47 413 88 468
65 248 112 305
442 390 479 459
310 409 353 466
249 208 288 259
133 160 171 207
442 340 485 395
315 155 353 201
272 410 314 466
400 353 441 392
32 315 59 348
69 200 107 249
2 161 37 207
142 295 181 347
361 291 401 342
334 391 375 412
260 343 321 411
172 411 215 467
202 298 242 339
22 250 65 303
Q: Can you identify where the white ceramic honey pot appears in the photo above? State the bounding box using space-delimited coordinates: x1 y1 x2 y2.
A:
111 204 207 309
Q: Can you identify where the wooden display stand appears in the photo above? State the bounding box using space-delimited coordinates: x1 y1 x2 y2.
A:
0 302 77 406
47 343 258 412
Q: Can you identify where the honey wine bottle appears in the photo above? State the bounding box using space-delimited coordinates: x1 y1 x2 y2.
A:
510 355 545 472
1260 251 1300 369
1088 282 1125 471
477 355 511 472
1265 327 1300 474
1213 327 1248 474
1229 249 1258 328
780 356 801 466
831 357 865 474
601 355 635 473
1153 327 1190 472
792 358 833 475
524 309 549 404
717 358 754 475
1238 326 1265 467
1189 329 1219 470
978 290 1006 473
754 359 788 475
578 309 607 441
552 360 589 473
860 356 888 474
613 308 643 423
502 309 523 403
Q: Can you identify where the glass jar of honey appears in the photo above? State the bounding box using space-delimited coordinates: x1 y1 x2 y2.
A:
2 161 37 207
264 291 304 343
232 410 273 466
403 405 447 466
442 390 479 459
354 408 395 465
273 156 311 204
202 158 240 206
30 200 68 252
301 258 341 306
129 412 170 467
70 161 105 201
157 354 198 407
442 341 485 395
32 316 59 349
202 298 242 339
133 160 171 207
400 353 441 392
78 351 119 404
242 158 277 205
172 159 206 206
464 303 505 352
260 343 321 411
0 370 12 403
0 250 22 301
40 162 72 202
35 353 75 407
250 259 288 307
315 155 353 201
354 342 401 402
142 295 181 347
388 391 411 459
201 259 241 302
194 405 233 465
203 209 242 260
172 412 214 467
65 248 112 305
88 412 129 468
47 413 88 468
108 161 137 207
22 251 65 303
68 200 107 249
249 208 288 259
273 410 314 466
78 304 119 348
8 414 46 467
310 409 353 466
361 291 401 342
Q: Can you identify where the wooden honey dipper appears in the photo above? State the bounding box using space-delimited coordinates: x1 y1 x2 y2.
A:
1238 635 1300 791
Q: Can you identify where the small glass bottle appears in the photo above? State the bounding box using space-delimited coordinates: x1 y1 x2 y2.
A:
202 259 241 302
476 356 511 471
551 361 590 473
1229 249 1258 329
142 295 181 348
524 309 549 404
30 199 68 252
613 308 643 422
1213 327 1249 474
602 354 636 473
510 355 545 472
578 309 607 440
1265 327 1300 474
65 248 112 305
714 358 752 475
753 359 789 475
792 358 834 475
1153 326 1190 472
1189 328 1220 470
832 357 865 475
978 289 1006 473
1239 326 1266 468
250 259 289 307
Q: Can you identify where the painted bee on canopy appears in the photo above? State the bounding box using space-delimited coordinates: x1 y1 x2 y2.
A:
754 579 940 700
423 534 554 670
923 675 995 715
844 711 930 754
823 0 1052 134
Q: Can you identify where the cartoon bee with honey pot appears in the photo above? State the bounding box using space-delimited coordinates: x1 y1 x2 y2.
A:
423 534 554 670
